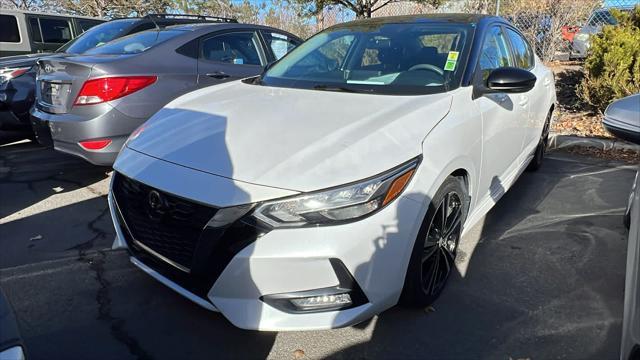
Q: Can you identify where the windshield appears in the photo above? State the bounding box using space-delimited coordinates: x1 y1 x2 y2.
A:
261 22 471 95
57 19 138 54
83 29 185 55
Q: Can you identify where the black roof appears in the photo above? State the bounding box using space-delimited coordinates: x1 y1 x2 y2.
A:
332 13 504 28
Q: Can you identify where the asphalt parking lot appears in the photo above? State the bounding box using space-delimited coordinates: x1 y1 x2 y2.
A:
0 140 636 360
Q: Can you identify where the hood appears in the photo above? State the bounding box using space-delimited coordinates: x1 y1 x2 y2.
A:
126 81 452 192
0 53 56 68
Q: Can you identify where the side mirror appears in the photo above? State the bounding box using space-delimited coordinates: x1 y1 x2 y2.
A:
485 67 536 94
602 94 640 145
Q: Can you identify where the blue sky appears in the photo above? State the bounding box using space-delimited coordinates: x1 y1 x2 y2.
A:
604 0 639 5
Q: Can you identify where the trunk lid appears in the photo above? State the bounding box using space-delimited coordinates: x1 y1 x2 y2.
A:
35 55 128 114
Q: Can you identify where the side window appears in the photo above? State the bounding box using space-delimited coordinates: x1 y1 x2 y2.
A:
29 17 42 43
261 31 300 60
39 18 72 43
505 28 533 69
201 32 263 66
0 15 21 43
479 26 512 80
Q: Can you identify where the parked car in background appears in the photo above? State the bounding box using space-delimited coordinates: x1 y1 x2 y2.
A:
30 22 302 165
602 93 640 360
108 14 556 330
0 9 104 57
0 14 232 134
561 24 580 43
0 287 25 360
571 6 634 59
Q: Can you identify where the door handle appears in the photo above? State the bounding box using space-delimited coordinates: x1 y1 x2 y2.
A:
543 77 551 87
206 71 230 79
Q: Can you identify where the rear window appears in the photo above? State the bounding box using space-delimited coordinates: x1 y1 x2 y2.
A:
77 19 104 33
84 30 185 55
40 18 72 43
58 19 138 54
0 15 21 43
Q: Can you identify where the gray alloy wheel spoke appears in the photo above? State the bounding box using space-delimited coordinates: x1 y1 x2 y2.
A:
427 253 441 294
440 194 449 230
423 251 440 293
423 243 438 262
442 244 456 265
439 248 451 280
444 206 462 239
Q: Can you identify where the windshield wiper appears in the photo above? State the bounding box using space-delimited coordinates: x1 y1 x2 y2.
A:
312 84 360 93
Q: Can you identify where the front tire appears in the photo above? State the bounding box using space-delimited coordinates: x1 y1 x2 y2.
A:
400 176 469 307
527 110 552 172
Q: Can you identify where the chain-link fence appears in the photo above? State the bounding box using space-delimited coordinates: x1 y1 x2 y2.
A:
315 0 638 62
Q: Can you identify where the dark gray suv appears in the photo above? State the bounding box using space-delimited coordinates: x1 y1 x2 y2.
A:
30 22 301 165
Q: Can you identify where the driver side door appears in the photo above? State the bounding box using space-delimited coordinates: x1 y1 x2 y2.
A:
474 25 528 203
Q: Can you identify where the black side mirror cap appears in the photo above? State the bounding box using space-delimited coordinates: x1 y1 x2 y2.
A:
485 67 536 94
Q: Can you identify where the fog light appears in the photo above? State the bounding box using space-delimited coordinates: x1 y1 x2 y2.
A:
260 259 368 313
289 293 352 311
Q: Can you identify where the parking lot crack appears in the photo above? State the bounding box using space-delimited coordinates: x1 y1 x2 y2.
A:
71 206 154 360
66 202 109 255
88 250 153 360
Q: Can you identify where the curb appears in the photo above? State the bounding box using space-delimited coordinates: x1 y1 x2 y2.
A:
548 134 640 152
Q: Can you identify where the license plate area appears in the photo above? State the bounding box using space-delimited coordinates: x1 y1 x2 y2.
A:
39 81 71 107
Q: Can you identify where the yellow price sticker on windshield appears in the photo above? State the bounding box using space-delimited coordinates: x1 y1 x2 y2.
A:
447 51 459 61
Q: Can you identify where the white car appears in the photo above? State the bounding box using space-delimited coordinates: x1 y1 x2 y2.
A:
108 14 556 331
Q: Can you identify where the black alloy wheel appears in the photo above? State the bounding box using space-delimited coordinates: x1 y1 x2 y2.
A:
421 191 463 296
527 110 552 171
401 176 468 307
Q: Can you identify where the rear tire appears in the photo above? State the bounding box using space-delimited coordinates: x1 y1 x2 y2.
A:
527 110 552 172
400 176 469 307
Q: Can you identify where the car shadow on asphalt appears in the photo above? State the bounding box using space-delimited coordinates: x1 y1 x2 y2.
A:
1 114 280 359
327 153 633 359
0 141 111 219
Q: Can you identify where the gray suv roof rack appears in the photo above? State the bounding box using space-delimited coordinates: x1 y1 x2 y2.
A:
143 14 238 23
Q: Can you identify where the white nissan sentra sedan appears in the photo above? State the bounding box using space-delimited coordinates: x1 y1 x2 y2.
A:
108 14 556 331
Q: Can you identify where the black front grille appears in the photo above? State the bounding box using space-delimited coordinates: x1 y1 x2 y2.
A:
112 172 217 271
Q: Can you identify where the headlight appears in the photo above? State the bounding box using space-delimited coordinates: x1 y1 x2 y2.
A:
252 157 420 228
0 66 31 84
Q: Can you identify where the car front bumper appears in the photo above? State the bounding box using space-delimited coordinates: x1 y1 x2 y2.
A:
109 148 426 331
30 105 145 166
